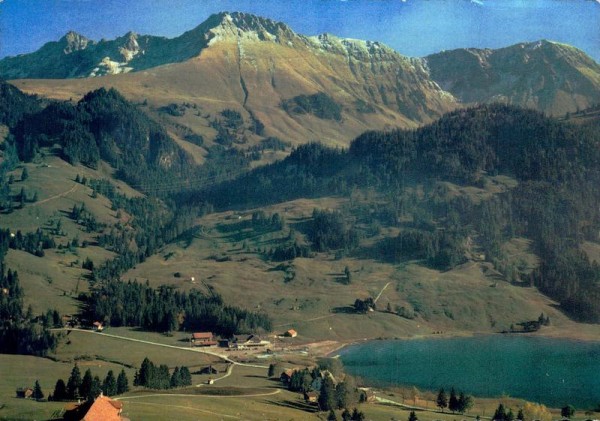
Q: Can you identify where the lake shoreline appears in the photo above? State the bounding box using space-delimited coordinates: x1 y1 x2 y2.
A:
320 326 600 358
324 333 600 410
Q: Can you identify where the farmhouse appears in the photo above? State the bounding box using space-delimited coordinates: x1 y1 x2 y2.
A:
229 334 271 349
191 332 217 346
15 387 33 398
92 321 103 332
63 394 125 421
304 391 319 403
284 329 297 338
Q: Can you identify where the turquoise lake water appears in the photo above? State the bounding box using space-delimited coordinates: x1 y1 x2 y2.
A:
339 335 600 409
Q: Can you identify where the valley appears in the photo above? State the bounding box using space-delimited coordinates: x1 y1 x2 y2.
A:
1 9 600 421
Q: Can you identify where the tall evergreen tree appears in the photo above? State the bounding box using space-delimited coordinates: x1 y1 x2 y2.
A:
170 366 181 388
408 411 418 421
102 370 117 396
66 365 82 399
448 387 459 413
268 363 275 378
493 404 507 421
179 366 192 386
436 388 448 412
79 369 93 400
52 379 67 401
33 380 44 401
116 369 129 395
318 377 336 412
88 375 102 401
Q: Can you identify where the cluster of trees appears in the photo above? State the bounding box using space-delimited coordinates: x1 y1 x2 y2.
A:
0 228 56 257
133 357 192 390
267 242 312 262
282 92 342 121
327 407 366 421
381 228 466 270
436 388 473 413
52 365 129 401
308 209 359 252
286 367 363 413
251 210 284 231
353 297 375 314
0 81 40 128
83 279 271 336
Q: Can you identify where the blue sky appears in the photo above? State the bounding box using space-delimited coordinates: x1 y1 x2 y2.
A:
1 0 599 61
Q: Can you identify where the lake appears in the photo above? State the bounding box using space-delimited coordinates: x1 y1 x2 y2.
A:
338 335 600 409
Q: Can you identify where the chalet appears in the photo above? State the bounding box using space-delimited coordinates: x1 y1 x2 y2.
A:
92 321 103 332
279 368 297 385
191 332 217 347
304 391 319 404
230 334 271 349
63 394 125 421
284 329 297 338
15 387 33 398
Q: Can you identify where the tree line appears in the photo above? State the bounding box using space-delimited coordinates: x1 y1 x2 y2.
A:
134 357 192 390
82 279 272 336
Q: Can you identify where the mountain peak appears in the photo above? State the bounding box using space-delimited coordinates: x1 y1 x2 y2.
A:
197 11 297 44
60 31 90 54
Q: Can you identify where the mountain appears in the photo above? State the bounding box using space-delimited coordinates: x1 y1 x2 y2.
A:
425 40 600 115
1 12 460 146
3 13 600 147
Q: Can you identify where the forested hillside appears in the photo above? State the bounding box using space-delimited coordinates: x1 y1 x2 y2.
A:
203 105 600 322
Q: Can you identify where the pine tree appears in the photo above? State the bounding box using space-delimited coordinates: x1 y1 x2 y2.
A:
33 380 44 401
21 167 28 181
52 379 67 401
88 376 102 401
138 357 154 387
80 369 93 400
170 366 181 388
180 366 192 386
437 388 448 412
493 404 507 421
102 370 117 396
66 365 82 399
517 409 524 420
268 363 275 378
328 409 338 421
408 411 418 421
448 387 459 413
116 369 129 395
318 377 336 412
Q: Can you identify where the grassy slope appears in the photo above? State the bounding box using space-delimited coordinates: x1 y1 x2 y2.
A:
124 196 599 344
1 153 142 314
9 36 445 151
